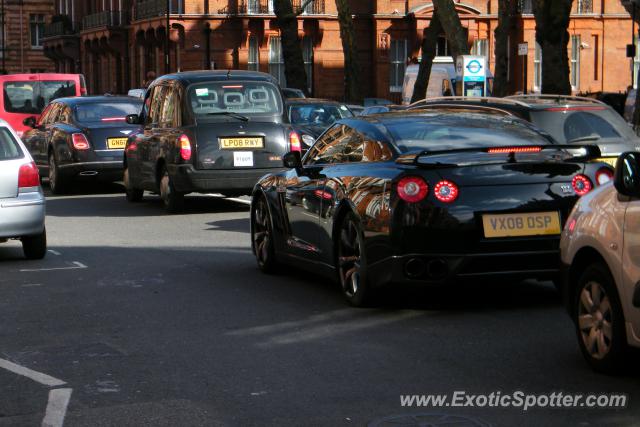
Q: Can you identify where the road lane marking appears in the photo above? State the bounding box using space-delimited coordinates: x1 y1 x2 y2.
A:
20 261 87 273
42 388 72 427
228 309 356 336
22 283 43 287
0 358 66 387
47 250 61 256
226 197 252 206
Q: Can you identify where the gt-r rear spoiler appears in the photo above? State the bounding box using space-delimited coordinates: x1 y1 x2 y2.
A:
396 144 602 167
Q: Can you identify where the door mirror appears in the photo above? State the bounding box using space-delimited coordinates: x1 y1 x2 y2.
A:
283 151 302 169
126 114 140 125
22 116 37 128
614 152 640 197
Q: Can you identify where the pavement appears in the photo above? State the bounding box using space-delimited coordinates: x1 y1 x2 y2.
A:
0 182 639 427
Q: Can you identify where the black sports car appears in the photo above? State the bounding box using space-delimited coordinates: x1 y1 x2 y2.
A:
21 96 143 193
250 108 612 306
286 98 354 149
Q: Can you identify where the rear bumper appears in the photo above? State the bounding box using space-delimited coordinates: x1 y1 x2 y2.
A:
168 164 285 194
0 191 46 238
58 161 123 181
367 249 561 288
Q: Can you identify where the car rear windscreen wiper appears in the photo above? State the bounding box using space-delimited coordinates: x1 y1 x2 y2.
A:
206 112 249 122
568 135 600 144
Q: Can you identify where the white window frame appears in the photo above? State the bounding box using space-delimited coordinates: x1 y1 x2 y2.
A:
473 39 488 58
534 42 542 92
303 36 313 94
30 14 45 49
248 35 259 71
634 36 640 90
571 35 580 91
269 36 286 86
389 39 407 93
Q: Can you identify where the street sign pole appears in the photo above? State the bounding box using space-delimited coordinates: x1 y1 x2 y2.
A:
518 43 528 95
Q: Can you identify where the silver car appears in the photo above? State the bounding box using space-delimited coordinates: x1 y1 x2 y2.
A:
0 120 46 259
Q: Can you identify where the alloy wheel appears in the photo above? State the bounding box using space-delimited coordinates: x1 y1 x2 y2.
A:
253 197 271 268
338 217 362 299
578 281 613 360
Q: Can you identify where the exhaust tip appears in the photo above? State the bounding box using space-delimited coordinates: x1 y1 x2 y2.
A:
78 171 99 176
426 258 448 280
404 258 426 279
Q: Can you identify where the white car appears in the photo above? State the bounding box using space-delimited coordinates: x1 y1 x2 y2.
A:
560 152 640 373
0 119 46 259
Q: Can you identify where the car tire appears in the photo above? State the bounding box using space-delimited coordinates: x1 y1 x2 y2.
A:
22 228 47 260
159 166 184 214
251 194 279 274
123 166 143 202
336 212 374 307
48 152 68 195
573 262 628 374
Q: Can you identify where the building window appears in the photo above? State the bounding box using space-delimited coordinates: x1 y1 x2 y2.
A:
634 37 640 89
389 39 407 93
473 39 488 58
248 36 259 71
30 14 45 48
436 35 449 56
593 34 599 81
576 0 593 14
269 36 286 86
534 42 542 92
303 36 313 95
570 35 580 90
518 0 532 14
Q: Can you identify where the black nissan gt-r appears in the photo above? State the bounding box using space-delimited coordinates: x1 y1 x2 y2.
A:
250 107 613 306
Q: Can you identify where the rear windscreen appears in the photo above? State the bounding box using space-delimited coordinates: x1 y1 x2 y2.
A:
3 80 76 114
74 102 143 124
189 81 282 116
0 128 23 160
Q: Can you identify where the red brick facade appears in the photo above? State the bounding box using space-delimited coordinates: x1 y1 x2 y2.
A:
42 0 635 100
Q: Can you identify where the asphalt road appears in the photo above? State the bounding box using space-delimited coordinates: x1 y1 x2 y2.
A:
1 183 639 427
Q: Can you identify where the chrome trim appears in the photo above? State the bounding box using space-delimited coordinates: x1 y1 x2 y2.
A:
58 161 122 169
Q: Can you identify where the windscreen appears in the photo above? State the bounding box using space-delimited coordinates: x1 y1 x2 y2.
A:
288 103 353 126
74 102 143 124
0 128 23 160
384 113 553 153
189 81 282 116
3 80 76 114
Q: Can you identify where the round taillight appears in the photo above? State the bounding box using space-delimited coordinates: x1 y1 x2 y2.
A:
572 174 593 196
433 180 459 203
397 176 428 203
595 168 614 186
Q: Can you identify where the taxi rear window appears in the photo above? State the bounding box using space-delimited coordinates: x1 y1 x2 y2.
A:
0 128 23 161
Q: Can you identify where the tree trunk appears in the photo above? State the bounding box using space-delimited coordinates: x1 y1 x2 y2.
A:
335 0 362 102
532 0 572 95
272 0 308 93
431 0 469 61
411 14 443 103
493 0 512 97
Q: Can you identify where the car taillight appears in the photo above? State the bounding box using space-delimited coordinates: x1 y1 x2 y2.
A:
595 167 614 186
397 176 428 203
289 131 302 152
71 133 90 150
572 174 593 196
487 146 542 154
18 162 40 189
434 180 459 203
179 134 192 161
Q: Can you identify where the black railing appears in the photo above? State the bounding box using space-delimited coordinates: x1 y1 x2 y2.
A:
82 10 129 30
237 0 324 15
43 20 80 38
135 0 184 20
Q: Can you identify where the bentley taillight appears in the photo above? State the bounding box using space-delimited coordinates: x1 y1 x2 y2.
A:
179 134 192 161
71 133 90 150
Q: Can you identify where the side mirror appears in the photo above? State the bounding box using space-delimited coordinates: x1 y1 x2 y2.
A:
283 151 302 169
22 116 37 128
126 114 140 125
614 152 640 197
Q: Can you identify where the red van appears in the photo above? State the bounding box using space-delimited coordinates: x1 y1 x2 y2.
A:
0 73 87 137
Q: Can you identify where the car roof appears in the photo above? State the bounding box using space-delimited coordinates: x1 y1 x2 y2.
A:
506 95 609 110
53 96 142 105
153 70 279 86
285 98 345 105
411 95 611 113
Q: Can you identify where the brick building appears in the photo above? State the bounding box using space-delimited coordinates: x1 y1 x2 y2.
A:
42 0 635 100
0 0 55 73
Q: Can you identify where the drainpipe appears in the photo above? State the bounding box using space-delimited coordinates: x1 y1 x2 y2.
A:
204 22 211 69
165 0 170 73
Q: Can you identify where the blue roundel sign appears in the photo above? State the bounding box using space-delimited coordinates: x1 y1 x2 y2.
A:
466 60 483 74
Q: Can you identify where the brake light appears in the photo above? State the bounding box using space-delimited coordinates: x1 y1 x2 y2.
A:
487 146 542 154
434 180 459 203
179 134 192 161
18 162 40 189
71 133 90 150
397 176 428 203
289 131 302 152
572 174 593 196
595 167 614 186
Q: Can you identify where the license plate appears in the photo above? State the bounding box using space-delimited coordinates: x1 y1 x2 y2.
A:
594 157 617 168
234 151 254 167
220 137 264 149
107 137 128 149
482 211 561 238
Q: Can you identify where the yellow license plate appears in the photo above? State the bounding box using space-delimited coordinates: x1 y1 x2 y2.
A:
107 137 128 149
219 137 264 149
594 157 617 168
482 211 561 238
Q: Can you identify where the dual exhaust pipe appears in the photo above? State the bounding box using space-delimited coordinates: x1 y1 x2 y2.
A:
404 257 448 280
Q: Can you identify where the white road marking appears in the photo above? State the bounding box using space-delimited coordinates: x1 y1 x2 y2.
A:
42 388 73 427
20 261 87 273
47 250 61 256
22 283 43 287
0 358 66 387
226 197 252 206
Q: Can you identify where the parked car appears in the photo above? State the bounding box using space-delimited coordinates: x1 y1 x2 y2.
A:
360 104 405 116
250 108 611 306
282 88 306 99
624 88 636 123
412 95 640 172
286 98 355 149
347 104 365 116
123 70 296 213
0 119 46 259
560 151 640 374
21 96 143 194
127 88 146 99
0 73 87 137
